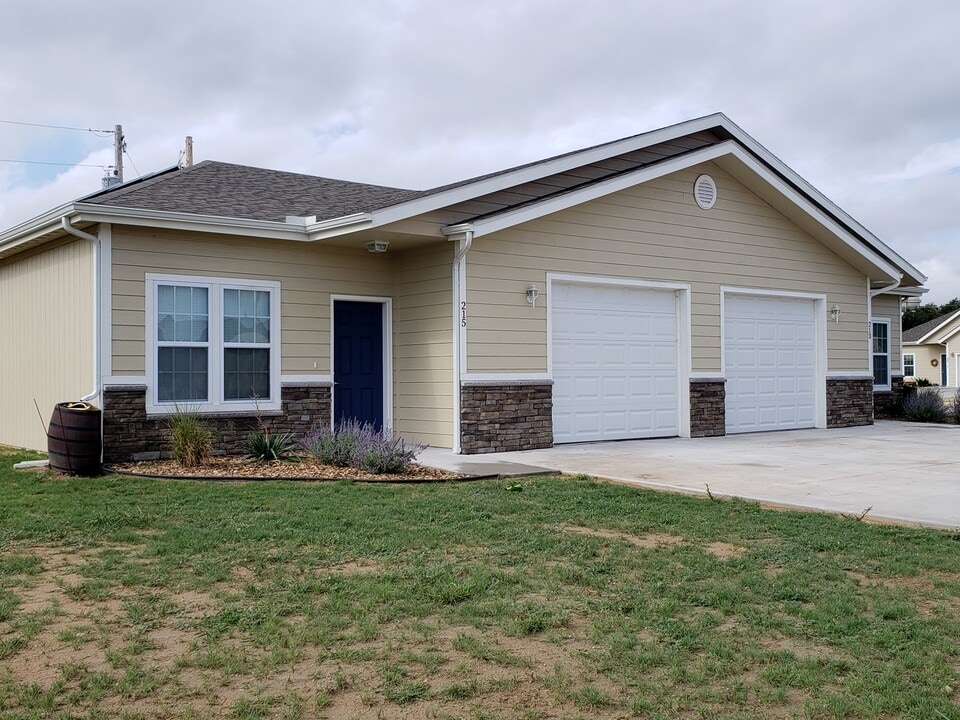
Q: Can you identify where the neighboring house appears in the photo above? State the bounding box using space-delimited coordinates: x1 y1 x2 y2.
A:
902 310 960 387
0 114 926 460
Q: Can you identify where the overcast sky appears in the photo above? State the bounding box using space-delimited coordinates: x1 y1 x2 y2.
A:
1 1 958 301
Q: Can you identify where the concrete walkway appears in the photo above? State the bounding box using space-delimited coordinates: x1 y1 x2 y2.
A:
420 421 960 528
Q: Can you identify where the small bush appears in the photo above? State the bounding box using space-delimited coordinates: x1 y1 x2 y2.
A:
902 388 947 423
300 420 360 467
167 408 212 467
300 420 425 473
246 430 296 462
952 388 960 424
916 378 933 387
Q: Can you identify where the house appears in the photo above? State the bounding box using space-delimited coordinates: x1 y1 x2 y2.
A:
0 114 927 461
902 310 960 388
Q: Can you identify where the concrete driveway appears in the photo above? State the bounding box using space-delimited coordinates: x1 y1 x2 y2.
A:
421 421 960 528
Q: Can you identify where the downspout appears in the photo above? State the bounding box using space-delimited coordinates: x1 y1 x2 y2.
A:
450 229 473 454
869 277 902 298
61 216 101 403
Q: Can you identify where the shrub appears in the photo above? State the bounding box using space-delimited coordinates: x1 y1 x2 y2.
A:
952 388 960 424
246 430 296 461
300 420 425 473
902 388 947 423
300 420 361 467
916 378 933 387
167 408 212 467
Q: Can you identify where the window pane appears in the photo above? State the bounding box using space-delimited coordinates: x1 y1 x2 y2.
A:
158 285 207 343
904 355 915 375
158 347 208 402
223 348 270 400
872 323 888 354
873 354 889 386
223 289 270 345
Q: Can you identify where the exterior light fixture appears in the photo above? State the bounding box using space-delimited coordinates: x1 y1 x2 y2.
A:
526 285 540 306
830 305 842 323
366 240 389 254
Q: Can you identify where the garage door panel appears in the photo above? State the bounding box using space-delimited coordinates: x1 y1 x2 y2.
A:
725 294 817 434
553 283 679 443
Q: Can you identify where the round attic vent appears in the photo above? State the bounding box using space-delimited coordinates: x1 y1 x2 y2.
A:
694 174 717 210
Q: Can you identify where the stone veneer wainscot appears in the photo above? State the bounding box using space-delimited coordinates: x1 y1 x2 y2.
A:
689 378 726 437
101 384 332 463
826 377 874 428
460 381 553 455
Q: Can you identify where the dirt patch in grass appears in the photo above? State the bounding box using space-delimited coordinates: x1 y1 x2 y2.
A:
561 524 685 548
107 457 461 481
560 525 747 559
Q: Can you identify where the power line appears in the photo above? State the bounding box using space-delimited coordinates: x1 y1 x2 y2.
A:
0 158 108 169
0 118 115 136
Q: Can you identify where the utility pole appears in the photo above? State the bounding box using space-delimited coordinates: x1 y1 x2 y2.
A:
113 124 125 183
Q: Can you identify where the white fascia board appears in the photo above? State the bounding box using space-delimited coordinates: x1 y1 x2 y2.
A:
304 213 373 241
914 309 960 343
0 202 75 252
367 114 729 227
716 116 927 285
72 204 309 241
717 147 904 282
936 325 960 344
464 143 735 237
447 142 905 283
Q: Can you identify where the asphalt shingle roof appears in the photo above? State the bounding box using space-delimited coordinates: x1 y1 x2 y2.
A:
83 161 424 222
903 310 959 343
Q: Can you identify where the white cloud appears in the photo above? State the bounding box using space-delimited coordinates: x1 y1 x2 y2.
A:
2 0 959 297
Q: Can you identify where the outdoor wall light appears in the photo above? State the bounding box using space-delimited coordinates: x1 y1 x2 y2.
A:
366 240 390 254
526 285 540 306
830 305 842 323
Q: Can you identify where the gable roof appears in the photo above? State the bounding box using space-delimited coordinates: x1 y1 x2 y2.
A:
0 113 928 289
81 161 423 223
903 309 960 344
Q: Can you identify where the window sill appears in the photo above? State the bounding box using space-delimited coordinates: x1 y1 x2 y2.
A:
146 402 282 417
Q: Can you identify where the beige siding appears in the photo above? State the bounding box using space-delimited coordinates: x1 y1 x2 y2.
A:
111 228 395 376
111 227 454 446
0 240 94 450
465 161 869 374
394 246 454 447
871 294 903 374
905 344 945 386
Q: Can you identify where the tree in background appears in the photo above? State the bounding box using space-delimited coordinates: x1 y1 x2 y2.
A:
902 297 960 330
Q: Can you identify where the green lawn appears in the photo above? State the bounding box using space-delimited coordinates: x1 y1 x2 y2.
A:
0 445 959 719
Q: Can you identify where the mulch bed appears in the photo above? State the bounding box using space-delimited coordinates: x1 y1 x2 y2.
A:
106 457 464 482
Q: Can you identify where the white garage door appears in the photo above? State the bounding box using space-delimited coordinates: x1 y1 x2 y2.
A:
724 294 816 433
552 282 679 443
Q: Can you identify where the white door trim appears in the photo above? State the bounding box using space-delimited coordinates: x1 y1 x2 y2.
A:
720 286 827 429
547 273 692 439
330 295 394 431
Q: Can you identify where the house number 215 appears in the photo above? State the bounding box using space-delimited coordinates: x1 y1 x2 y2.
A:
460 301 467 328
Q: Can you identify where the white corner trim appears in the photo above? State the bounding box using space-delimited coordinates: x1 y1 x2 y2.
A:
98 224 113 381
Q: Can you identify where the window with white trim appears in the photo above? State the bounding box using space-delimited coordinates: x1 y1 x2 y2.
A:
872 319 890 389
903 353 915 377
147 275 281 413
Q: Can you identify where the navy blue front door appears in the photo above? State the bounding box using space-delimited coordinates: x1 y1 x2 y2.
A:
334 301 384 430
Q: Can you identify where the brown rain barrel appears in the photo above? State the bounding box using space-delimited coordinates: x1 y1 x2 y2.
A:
48 402 102 477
